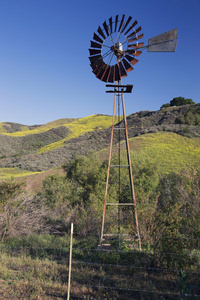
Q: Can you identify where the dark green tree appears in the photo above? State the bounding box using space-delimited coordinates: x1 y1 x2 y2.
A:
170 97 194 106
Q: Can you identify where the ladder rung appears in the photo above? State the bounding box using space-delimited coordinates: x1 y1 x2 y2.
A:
103 234 131 237
114 127 126 130
106 203 134 206
110 165 130 167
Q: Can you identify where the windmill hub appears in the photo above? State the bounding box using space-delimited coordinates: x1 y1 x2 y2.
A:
111 44 124 59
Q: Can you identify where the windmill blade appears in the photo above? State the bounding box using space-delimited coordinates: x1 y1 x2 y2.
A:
93 33 103 44
114 64 121 81
124 20 137 36
103 20 109 36
128 33 144 43
90 41 102 49
92 61 104 75
125 49 142 57
125 55 138 66
101 65 111 82
97 26 106 39
99 64 109 81
114 15 119 32
133 50 142 57
89 49 101 56
109 17 113 34
121 16 132 33
107 65 115 82
119 61 127 78
89 54 102 64
95 62 106 78
90 58 103 71
128 42 144 49
118 14 125 32
122 58 133 73
127 26 142 39
148 28 178 52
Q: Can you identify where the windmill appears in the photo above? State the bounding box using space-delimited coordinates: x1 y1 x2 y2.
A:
89 15 178 250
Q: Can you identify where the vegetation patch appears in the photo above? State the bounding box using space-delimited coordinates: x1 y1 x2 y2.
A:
0 168 40 180
38 114 117 153
129 131 200 173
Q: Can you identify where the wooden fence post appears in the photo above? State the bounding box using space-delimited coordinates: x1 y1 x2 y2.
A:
67 223 73 300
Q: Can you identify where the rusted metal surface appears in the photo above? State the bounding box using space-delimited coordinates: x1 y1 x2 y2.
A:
125 55 138 66
122 58 133 72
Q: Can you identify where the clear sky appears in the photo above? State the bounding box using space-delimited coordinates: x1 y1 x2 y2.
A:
0 0 200 125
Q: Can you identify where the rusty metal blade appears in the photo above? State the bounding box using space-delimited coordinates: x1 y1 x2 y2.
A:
130 50 142 57
89 54 102 64
100 64 109 81
103 21 109 36
109 17 113 34
119 61 127 78
93 33 103 44
127 26 142 39
114 15 119 32
121 16 132 33
101 65 111 82
128 42 144 48
118 14 125 32
96 63 107 80
108 65 115 82
128 33 144 42
122 58 133 73
90 58 103 69
124 20 137 36
114 64 120 81
92 61 104 75
97 26 106 39
125 55 138 66
89 49 101 56
90 41 102 49
94 61 105 76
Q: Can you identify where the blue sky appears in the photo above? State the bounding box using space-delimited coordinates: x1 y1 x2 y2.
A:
0 0 200 125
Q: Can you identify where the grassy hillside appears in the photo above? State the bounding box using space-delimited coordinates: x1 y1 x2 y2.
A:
98 131 200 174
38 114 118 153
0 104 199 176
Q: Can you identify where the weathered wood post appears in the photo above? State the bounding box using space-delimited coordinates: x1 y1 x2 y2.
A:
67 223 73 300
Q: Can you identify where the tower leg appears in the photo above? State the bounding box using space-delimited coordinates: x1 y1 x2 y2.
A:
120 79 142 251
100 87 117 245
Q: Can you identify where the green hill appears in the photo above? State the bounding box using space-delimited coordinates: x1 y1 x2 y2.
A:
0 104 199 177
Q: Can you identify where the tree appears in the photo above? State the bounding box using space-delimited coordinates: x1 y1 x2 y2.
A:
170 97 194 107
161 97 195 109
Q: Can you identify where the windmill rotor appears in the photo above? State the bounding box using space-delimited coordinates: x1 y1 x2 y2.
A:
89 15 144 83
89 15 178 83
